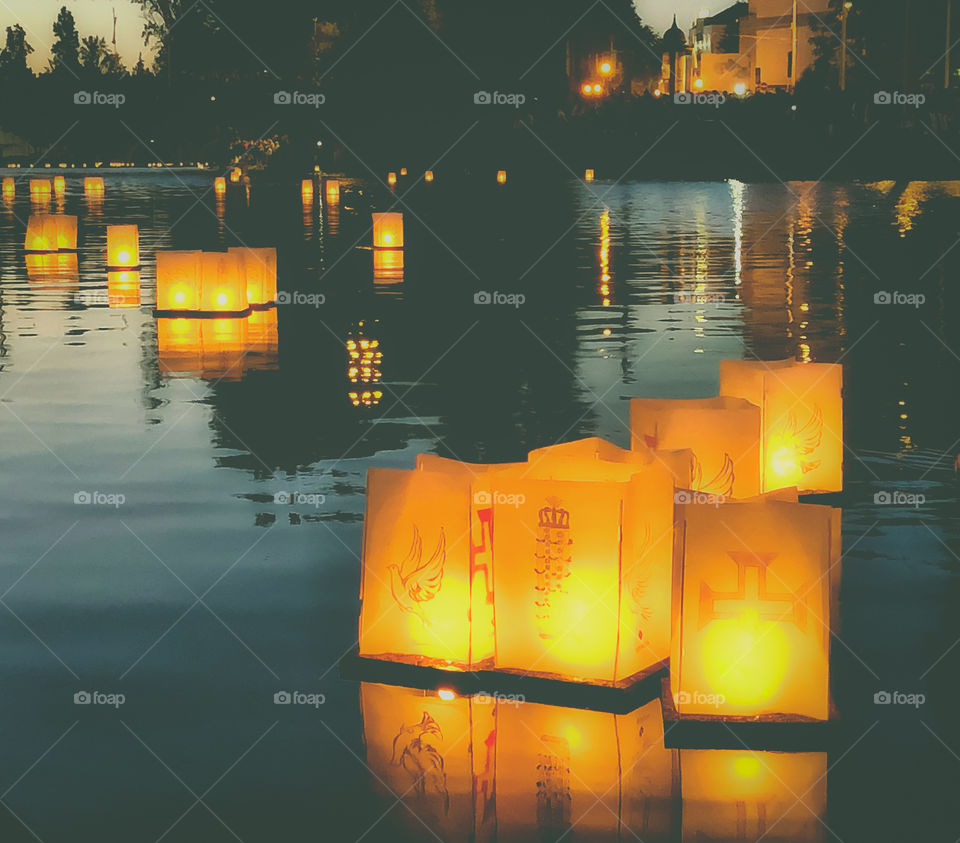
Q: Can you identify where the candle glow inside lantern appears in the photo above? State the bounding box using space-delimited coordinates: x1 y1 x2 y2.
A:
214 176 227 196
83 177 105 193
497 170 507 185
324 179 340 204
585 169 595 181
228 247 278 306
424 170 434 182
30 179 53 200
107 270 141 308
680 750 827 841
671 497 840 721
387 171 397 186
157 316 249 381
630 396 762 499
156 250 250 314
2 177 14 198
24 214 78 252
53 175 66 196
301 179 314 202
199 252 247 312
719 359 843 493
156 251 202 311
372 212 404 249
106 224 140 269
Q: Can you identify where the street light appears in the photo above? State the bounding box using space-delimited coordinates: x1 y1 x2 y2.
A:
840 1 853 92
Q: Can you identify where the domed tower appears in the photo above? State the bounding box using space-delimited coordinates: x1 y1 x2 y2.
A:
662 14 688 96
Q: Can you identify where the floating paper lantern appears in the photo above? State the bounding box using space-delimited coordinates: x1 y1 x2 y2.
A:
228 247 277 306
630 396 762 499
106 224 140 269
229 167 241 183
497 170 507 185
2 177 14 199
24 214 78 252
585 169 595 181
83 177 105 193
156 251 202 311
387 171 397 186
671 497 840 721
324 179 340 204
400 167 408 176
719 358 843 493
424 170 434 183
488 445 677 685
30 179 52 200
372 212 404 249
214 176 227 196
301 179 314 203
53 175 66 196
199 251 247 313
156 250 249 314
107 270 141 308
680 750 827 841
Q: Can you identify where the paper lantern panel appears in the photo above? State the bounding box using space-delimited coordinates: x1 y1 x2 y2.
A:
359 468 473 667
672 498 838 721
106 224 140 269
228 247 278 306
156 251 202 311
325 179 340 203
372 212 404 249
84 177 105 193
199 252 247 313
630 396 761 499
25 215 77 252
720 358 843 493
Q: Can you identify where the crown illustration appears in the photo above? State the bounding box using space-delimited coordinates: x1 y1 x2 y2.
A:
538 498 570 530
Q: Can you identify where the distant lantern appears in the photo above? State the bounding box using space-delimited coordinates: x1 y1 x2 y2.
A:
719 358 843 493
582 83 593 95
301 179 314 204
681 750 827 840
24 214 78 252
630 396 762 499
424 170 434 182
2 177 14 198
228 246 278 306
30 179 53 200
671 496 840 721
107 270 141 309
488 439 677 685
387 171 397 186
83 177 105 193
156 250 203 311
585 168 595 181
371 212 404 249
399 167 408 176
497 169 507 185
106 224 141 269
214 176 227 196
229 167 241 183
325 179 340 204
53 175 66 196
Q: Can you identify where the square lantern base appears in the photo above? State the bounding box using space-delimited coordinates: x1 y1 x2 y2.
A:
153 307 252 318
660 678 839 751
340 650 667 714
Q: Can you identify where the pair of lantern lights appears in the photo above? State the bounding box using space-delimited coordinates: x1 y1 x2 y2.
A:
357 359 843 728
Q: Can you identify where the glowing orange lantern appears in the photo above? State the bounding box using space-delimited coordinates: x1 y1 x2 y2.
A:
324 179 340 204
156 250 202 311
630 397 762 499
301 178 314 203
229 167 241 183
106 224 140 269
585 169 595 181
24 214 78 252
488 446 676 685
199 252 247 313
228 247 278 306
53 175 66 196
671 496 840 721
497 170 507 185
719 358 843 493
424 170 434 182
2 177 14 199
372 212 404 249
107 270 141 308
83 177 105 193
30 179 52 200
214 176 227 196
387 171 397 186
681 750 827 840
400 167 408 176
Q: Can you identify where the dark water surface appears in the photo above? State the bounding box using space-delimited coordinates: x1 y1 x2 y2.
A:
0 172 958 841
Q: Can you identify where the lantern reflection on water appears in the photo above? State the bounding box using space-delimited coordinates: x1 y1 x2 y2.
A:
106 225 140 269
360 682 676 843
325 179 340 204
2 177 14 200
30 179 52 201
301 179 314 203
630 396 762 499
25 214 78 252
719 358 843 493
671 497 840 721
372 212 404 280
680 749 827 842
53 175 66 196
26 252 78 283
107 270 141 308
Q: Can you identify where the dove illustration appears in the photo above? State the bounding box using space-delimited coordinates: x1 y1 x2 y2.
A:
388 526 446 624
691 451 735 497
392 712 450 813
769 406 823 478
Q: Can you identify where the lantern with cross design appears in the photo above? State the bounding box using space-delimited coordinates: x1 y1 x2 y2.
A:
630 396 762 499
719 358 843 494
680 750 827 841
671 496 840 721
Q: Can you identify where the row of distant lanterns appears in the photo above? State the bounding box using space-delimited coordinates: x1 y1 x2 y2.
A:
359 359 844 724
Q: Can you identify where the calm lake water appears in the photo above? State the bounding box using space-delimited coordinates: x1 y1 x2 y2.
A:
0 172 958 841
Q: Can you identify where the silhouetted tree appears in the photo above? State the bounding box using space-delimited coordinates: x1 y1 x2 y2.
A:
50 6 80 75
0 24 34 83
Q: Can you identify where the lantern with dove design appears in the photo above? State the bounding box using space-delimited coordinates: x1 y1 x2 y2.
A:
719 358 843 493
671 495 840 721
